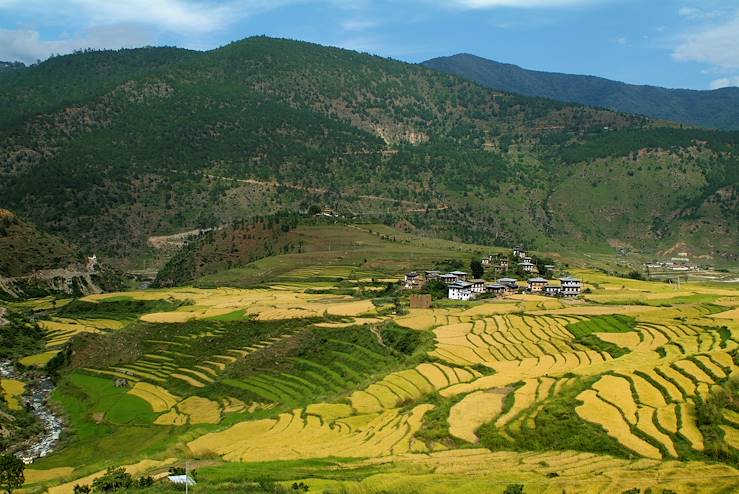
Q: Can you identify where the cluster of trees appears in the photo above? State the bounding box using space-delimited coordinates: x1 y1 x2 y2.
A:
0 454 24 494
73 467 153 493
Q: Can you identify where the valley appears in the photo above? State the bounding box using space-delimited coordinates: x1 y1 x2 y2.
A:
0 33 736 494
1 224 737 493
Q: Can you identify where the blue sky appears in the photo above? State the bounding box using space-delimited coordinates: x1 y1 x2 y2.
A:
1 0 738 90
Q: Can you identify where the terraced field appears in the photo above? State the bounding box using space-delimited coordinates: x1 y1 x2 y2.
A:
18 269 739 493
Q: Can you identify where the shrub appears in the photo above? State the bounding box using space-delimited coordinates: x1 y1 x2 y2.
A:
503 484 524 494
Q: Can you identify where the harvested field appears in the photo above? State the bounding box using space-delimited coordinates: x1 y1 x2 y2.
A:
188 404 435 462
127 383 179 413
1 378 24 410
448 390 507 443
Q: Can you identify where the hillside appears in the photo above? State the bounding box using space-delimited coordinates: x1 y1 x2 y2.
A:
1 37 737 268
14 247 739 493
0 209 122 298
423 53 739 130
0 209 80 277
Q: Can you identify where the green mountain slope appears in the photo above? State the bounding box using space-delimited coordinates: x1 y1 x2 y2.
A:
0 209 123 298
0 209 80 277
1 37 737 268
423 54 739 130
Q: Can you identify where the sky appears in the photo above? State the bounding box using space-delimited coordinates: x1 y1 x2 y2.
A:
1 0 739 90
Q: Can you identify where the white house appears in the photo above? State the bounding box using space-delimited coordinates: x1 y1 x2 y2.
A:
513 247 527 258
448 281 473 300
558 277 581 297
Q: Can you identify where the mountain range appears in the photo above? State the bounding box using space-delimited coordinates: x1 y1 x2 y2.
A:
423 54 739 131
0 37 737 275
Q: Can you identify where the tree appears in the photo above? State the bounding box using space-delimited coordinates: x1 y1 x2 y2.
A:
0 454 24 494
470 259 484 279
73 485 92 494
91 467 133 492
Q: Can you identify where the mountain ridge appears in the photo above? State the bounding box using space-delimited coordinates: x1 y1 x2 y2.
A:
422 53 739 130
0 37 736 270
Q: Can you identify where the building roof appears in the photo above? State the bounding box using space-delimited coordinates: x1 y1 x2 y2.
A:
449 281 472 289
168 476 196 486
528 277 548 283
406 271 418 277
440 273 457 278
425 270 441 274
558 277 581 282
518 261 534 266
485 283 505 289
469 279 485 284
498 278 517 283
450 271 468 275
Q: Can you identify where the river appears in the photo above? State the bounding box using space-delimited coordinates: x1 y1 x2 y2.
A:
0 360 63 464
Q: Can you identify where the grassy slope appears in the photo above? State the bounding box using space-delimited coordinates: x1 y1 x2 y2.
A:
189 222 497 288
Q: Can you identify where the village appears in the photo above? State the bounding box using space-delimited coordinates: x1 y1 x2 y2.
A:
403 247 581 301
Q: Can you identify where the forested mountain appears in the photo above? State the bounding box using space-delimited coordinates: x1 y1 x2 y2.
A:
0 61 25 73
1 37 737 269
0 209 80 277
423 54 739 131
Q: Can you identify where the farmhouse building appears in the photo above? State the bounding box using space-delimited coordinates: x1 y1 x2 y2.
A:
528 277 548 292
450 271 468 281
558 277 582 297
485 283 506 295
440 273 459 284
425 270 441 281
544 284 561 296
513 247 527 258
469 279 485 294
498 278 519 294
403 272 420 289
499 258 509 270
518 261 535 273
448 281 473 300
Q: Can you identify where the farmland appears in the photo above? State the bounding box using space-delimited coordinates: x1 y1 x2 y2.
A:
4 236 737 494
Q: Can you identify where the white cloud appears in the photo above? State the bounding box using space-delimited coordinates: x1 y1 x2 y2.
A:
340 19 377 32
0 0 295 34
672 10 739 69
0 25 154 63
709 76 739 89
678 7 721 20
0 0 306 62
